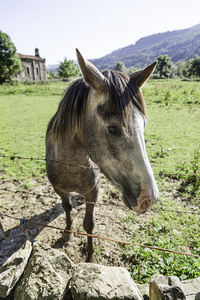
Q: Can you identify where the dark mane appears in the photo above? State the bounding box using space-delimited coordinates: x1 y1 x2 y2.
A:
102 70 146 119
47 70 146 141
46 78 90 140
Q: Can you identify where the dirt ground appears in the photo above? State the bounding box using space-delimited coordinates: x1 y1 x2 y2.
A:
0 175 154 267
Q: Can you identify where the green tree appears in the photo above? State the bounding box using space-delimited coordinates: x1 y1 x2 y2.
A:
169 64 177 78
126 66 138 76
48 70 57 79
114 61 126 73
156 55 172 78
188 55 200 78
0 31 22 83
57 58 80 79
176 61 187 78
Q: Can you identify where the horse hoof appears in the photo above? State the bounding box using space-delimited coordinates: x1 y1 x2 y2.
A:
86 254 96 263
62 232 74 242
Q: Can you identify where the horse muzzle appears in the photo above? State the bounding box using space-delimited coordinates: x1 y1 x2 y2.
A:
123 187 159 214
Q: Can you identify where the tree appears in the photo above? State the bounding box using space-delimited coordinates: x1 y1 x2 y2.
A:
126 66 138 75
0 31 22 83
57 58 80 79
114 61 126 73
188 55 200 78
156 55 172 78
176 61 188 78
48 70 57 79
169 64 177 78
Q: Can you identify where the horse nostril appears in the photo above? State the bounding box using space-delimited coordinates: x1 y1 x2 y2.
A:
139 199 151 211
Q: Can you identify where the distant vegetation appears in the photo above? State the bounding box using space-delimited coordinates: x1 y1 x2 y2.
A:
48 53 200 81
0 31 22 83
47 23 200 80
113 54 200 80
1 23 200 82
89 23 200 72
56 58 80 80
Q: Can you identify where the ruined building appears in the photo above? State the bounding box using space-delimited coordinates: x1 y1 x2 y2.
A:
15 48 47 81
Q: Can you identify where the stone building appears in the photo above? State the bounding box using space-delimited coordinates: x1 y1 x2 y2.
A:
15 48 47 81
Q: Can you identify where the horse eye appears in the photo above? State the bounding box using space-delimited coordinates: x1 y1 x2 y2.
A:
107 126 121 135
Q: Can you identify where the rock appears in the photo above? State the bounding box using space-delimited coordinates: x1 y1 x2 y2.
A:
137 283 149 299
181 277 200 300
71 263 143 300
14 242 76 300
0 230 32 298
150 274 186 300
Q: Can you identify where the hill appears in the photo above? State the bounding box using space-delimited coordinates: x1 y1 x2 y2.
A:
90 23 200 70
47 64 59 73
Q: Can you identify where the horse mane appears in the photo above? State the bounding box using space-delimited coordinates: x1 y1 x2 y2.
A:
102 70 147 120
46 70 147 141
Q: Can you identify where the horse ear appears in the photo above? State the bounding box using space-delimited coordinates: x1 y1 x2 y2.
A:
76 49 106 90
130 62 157 87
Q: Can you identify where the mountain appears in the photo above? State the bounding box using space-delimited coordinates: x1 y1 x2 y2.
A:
90 23 200 70
47 64 59 72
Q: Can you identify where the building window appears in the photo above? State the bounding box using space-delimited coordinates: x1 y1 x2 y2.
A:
36 67 39 75
27 67 30 75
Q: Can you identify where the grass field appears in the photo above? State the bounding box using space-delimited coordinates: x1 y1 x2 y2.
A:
0 79 200 283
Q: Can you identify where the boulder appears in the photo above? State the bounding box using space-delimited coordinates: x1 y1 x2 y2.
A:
137 283 149 299
71 263 143 300
182 277 200 300
0 230 32 298
150 274 186 300
14 242 75 300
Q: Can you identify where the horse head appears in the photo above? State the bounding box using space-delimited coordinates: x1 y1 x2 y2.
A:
77 49 159 214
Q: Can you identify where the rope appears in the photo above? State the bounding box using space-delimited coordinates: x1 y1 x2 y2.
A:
0 154 99 170
0 213 200 258
0 154 199 178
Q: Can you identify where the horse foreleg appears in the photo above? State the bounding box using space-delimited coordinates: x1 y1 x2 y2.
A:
55 190 73 241
83 189 97 262
62 195 74 241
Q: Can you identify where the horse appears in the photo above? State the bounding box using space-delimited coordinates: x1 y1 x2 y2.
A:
45 49 159 262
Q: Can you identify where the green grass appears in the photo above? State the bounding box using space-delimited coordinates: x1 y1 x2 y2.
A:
0 80 200 283
123 208 200 283
143 80 200 200
143 79 200 106
0 82 66 181
0 81 66 96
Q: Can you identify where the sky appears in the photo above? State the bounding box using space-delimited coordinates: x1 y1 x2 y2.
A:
0 0 200 66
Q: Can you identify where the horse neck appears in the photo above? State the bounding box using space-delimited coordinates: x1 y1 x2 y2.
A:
57 129 89 167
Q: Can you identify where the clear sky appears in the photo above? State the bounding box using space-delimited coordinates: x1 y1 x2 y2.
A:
0 0 200 66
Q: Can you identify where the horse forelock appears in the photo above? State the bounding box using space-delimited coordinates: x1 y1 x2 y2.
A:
102 69 147 122
46 70 147 141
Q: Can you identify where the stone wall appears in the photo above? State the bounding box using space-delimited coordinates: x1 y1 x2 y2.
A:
0 229 199 300
15 50 47 81
16 59 46 81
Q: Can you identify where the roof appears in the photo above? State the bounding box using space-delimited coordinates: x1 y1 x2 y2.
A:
17 53 45 62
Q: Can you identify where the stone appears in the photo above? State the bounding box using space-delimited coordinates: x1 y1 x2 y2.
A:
0 230 32 298
137 283 149 299
71 263 143 300
150 274 186 300
181 277 200 300
14 242 76 300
